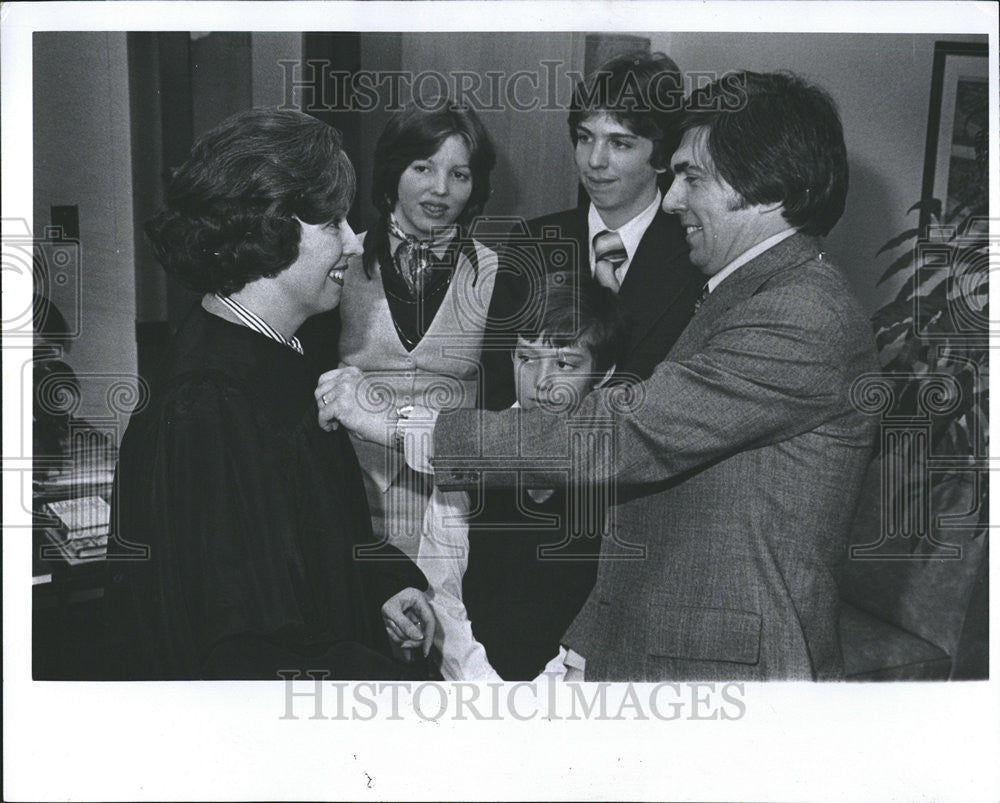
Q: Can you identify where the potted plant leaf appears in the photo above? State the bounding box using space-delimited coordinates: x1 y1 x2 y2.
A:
870 111 988 542
838 106 988 679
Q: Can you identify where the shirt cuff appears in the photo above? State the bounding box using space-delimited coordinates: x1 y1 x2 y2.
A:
564 647 586 681
536 645 586 682
400 405 439 475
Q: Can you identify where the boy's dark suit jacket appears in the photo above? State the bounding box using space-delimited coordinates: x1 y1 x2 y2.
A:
480 205 703 410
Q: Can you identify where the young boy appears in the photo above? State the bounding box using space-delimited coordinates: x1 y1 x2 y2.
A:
416 276 626 680
316 275 626 680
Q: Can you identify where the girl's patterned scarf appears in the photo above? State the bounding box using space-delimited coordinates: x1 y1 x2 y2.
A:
386 213 457 298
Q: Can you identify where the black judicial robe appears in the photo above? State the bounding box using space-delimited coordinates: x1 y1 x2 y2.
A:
104 305 425 680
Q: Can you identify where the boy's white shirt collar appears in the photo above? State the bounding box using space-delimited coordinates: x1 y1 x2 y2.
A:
587 190 662 279
707 227 797 294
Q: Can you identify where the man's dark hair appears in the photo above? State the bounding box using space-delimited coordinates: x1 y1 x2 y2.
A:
681 71 849 236
568 51 685 177
145 108 356 295
523 274 627 374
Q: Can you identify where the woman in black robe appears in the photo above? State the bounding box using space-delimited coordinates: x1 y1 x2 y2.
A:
104 109 434 680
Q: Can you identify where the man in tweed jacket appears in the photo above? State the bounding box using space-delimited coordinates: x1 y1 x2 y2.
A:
431 71 878 681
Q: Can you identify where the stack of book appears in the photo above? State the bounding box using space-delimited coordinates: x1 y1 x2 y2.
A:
33 441 116 502
41 495 111 564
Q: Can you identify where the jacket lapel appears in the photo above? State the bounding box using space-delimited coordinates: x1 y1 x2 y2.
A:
704 232 823 313
562 208 591 281
670 233 823 361
617 210 699 345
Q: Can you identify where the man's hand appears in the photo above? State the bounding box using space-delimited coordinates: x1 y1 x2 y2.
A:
315 367 395 444
382 587 436 657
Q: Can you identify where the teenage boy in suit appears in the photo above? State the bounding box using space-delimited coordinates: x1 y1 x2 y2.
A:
481 51 703 410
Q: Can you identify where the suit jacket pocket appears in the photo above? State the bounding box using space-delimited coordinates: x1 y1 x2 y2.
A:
648 604 762 665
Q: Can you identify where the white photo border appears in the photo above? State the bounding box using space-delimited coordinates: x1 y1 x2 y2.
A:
3 2 998 801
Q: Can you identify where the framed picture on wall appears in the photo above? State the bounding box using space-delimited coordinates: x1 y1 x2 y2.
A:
919 40 989 233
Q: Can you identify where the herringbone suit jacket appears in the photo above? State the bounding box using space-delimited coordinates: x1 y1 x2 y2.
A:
435 234 878 680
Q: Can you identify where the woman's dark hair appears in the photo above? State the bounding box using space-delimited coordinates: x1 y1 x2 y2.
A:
525 274 627 374
363 101 496 277
567 51 685 181
680 71 849 237
145 108 356 295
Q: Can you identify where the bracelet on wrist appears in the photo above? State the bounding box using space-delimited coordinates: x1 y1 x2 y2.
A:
393 404 414 451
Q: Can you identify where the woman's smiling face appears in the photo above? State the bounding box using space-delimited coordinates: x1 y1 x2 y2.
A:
393 134 473 237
